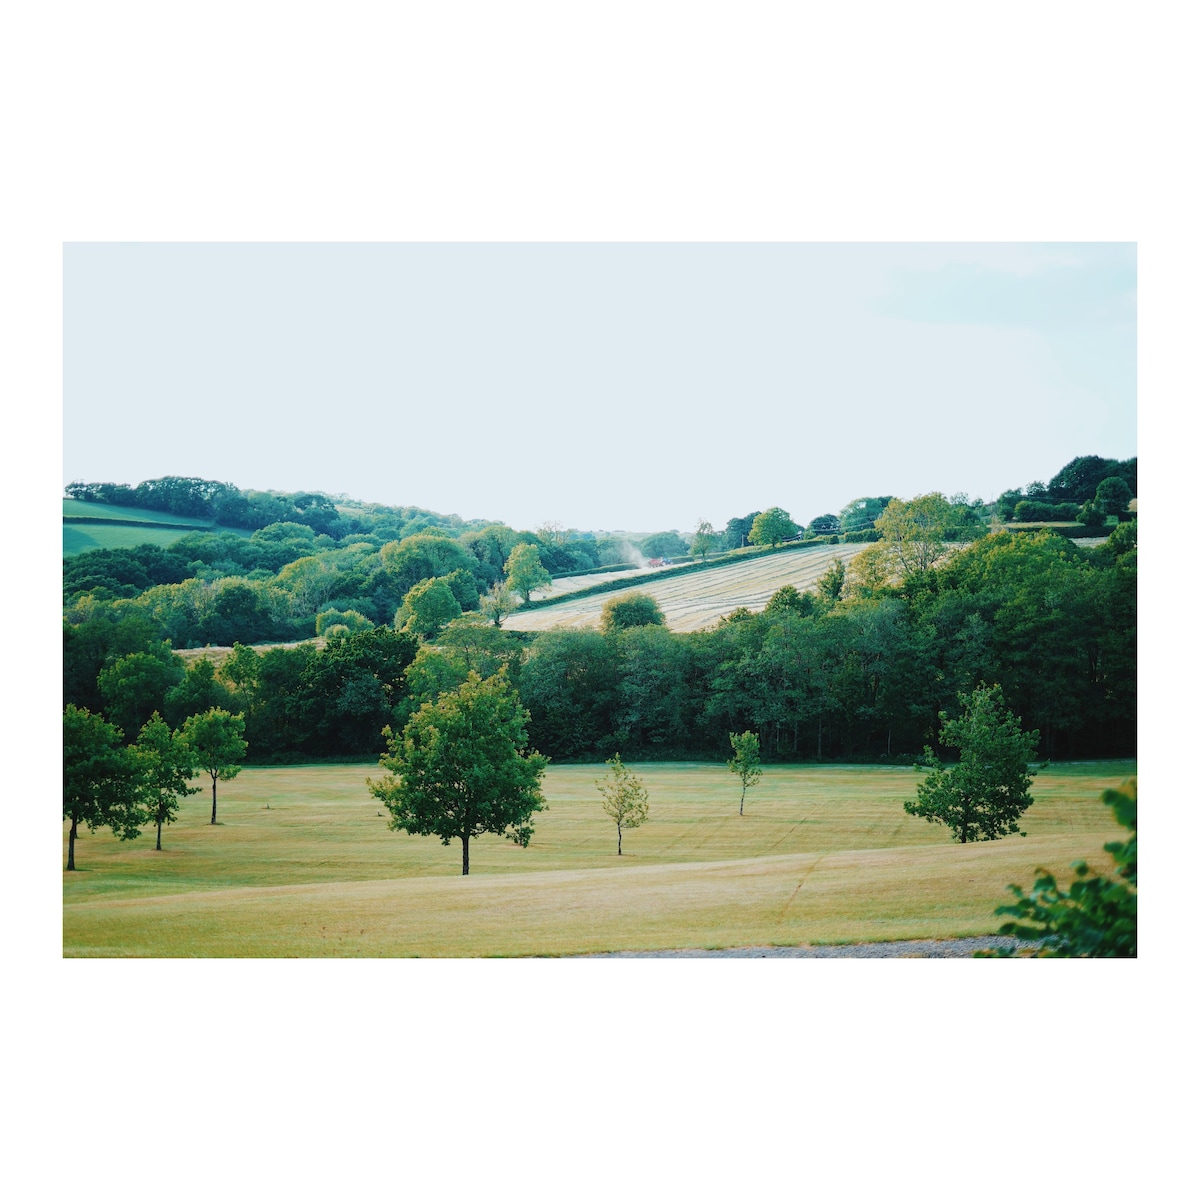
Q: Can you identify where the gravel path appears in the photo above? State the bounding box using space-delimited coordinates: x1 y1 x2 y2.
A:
579 936 1028 958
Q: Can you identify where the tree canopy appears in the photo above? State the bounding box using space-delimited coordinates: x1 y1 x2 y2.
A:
595 754 650 855
600 591 666 635
748 507 799 547
505 542 552 602
135 712 200 849
368 671 548 875
905 684 1040 842
63 705 145 870
181 707 247 825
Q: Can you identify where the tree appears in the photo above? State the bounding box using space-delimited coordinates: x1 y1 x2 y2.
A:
837 496 892 533
1077 499 1107 530
97 647 185 741
748 507 800 548
505 542 552 602
990 779 1136 957
181 707 247 825
63 705 145 870
396 577 462 640
1094 475 1132 517
905 684 1040 843
640 531 689 559
164 655 237 726
479 580 518 627
727 731 762 816
807 513 841 536
368 671 548 875
874 493 953 575
690 520 716 562
135 712 200 850
816 558 846 603
724 512 760 551
595 753 650 855
600 591 665 634
764 584 806 616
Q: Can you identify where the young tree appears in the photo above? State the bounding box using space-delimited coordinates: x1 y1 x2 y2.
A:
690 520 716 562
136 712 200 850
595 753 649 855
600 591 666 634
368 671 548 876
396 577 462 640
63 705 145 870
181 707 248 825
905 684 1040 843
816 558 846 604
479 580 518 627
748 507 800 548
505 542 552 602
727 731 763 816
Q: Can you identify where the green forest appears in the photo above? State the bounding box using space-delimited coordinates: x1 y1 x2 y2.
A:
63 453 1136 767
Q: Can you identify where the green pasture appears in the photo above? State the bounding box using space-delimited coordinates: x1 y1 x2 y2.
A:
63 760 1134 957
63 499 250 557
63 498 221 526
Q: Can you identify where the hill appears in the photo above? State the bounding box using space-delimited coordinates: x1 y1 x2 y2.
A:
505 542 864 632
63 497 248 557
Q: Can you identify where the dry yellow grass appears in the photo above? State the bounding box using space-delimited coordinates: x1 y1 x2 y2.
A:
507 544 867 633
63 761 1132 957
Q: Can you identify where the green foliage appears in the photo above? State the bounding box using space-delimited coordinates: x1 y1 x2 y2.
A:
479 580 519 627
816 558 845 604
748 507 800 548
1077 499 1107 530
764 584 809 616
690 520 716 562
989 779 1136 957
164 656 238 727
874 493 953 575
316 607 374 636
595 753 650 855
837 496 892 533
97 645 186 740
723 512 761 551
600 591 666 635
1012 500 1081 522
505 541 552 602
396 576 462 640
640 531 689 559
727 731 763 815
180 708 248 824
135 713 200 849
807 513 841 536
63 705 145 869
905 684 1040 842
1094 475 1133 516
368 671 548 875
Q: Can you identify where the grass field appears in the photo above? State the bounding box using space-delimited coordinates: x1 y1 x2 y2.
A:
63 759 1133 957
63 498 248 557
506 543 867 633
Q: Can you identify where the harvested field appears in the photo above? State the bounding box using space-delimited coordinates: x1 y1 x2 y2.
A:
173 638 326 668
506 543 867 632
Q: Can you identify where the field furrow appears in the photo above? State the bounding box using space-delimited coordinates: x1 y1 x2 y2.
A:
506 544 867 632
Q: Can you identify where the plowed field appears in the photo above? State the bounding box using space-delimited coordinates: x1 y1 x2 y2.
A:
506 543 867 632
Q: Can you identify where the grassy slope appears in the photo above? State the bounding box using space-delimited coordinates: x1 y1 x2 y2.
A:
506 543 865 633
63 760 1132 956
63 498 250 557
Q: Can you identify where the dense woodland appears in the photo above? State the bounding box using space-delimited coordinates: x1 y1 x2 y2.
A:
63 454 1137 765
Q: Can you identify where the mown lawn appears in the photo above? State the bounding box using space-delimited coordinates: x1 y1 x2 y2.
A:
63 760 1133 956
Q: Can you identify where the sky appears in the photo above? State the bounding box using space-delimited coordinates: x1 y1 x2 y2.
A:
63 241 1135 534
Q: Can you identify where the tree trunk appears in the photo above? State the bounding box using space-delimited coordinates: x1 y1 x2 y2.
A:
156 818 163 850
740 784 746 816
67 815 77 870
617 824 622 855
462 836 470 876
211 774 218 825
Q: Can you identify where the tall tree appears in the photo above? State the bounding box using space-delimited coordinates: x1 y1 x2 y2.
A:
505 542 552 602
368 671 548 876
181 708 248 825
595 754 650 855
135 712 200 850
874 493 953 575
1094 475 1133 517
396 577 462 640
727 731 763 815
63 705 145 870
479 580 518 627
748 507 800 548
905 684 1040 843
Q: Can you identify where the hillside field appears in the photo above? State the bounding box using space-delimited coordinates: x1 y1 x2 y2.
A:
507 543 866 632
63 759 1132 957
63 498 248 557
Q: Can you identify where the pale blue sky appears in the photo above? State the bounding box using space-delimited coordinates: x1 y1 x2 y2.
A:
64 242 1135 532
